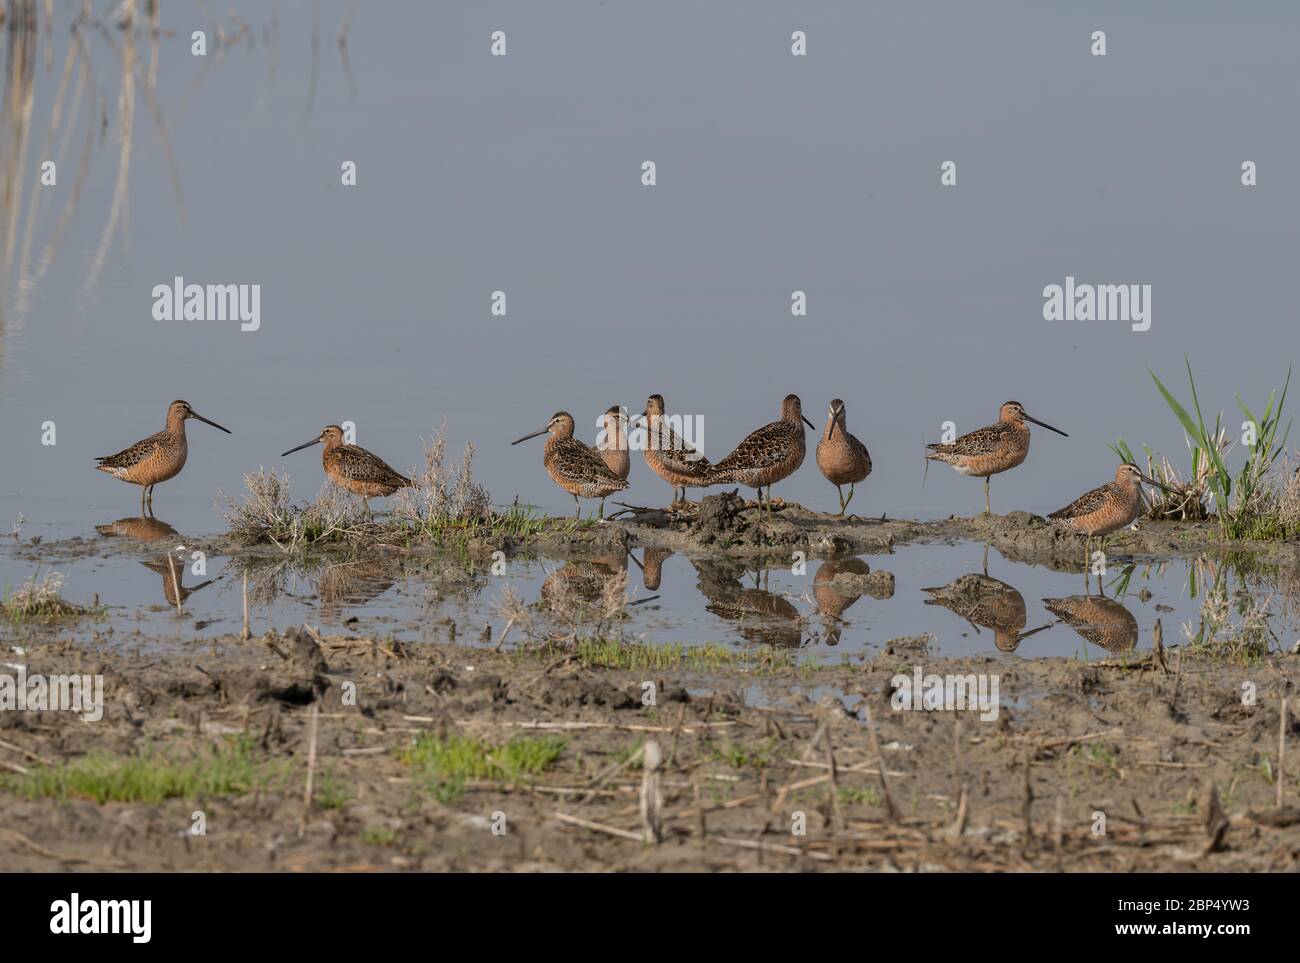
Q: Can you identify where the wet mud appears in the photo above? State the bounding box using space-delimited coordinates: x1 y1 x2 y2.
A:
2 629 1297 871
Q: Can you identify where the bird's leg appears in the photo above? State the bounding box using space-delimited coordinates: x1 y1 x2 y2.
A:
835 484 845 516
845 482 856 514
984 476 991 516
573 495 582 520
140 486 147 514
598 497 606 520
982 542 989 576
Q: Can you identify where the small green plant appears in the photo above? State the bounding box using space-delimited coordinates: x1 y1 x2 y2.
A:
4 735 267 804
1148 359 1291 538
838 785 881 806
710 738 777 770
360 826 399 847
397 733 565 800
313 773 350 810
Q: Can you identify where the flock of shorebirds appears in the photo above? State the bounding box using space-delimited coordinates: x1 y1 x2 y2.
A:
95 397 1179 553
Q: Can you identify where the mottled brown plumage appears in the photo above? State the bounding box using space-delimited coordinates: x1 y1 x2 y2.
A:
707 394 815 518
540 555 628 611
639 547 673 592
1043 595 1138 652
692 559 802 647
596 405 631 481
282 425 412 514
640 393 712 505
141 557 215 608
926 401 1067 515
813 558 873 644
815 398 872 516
95 515 179 542
95 400 231 511
923 573 1044 653
1049 463 1152 537
513 411 629 518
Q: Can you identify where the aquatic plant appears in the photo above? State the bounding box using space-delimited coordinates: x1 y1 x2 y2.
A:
1138 360 1291 538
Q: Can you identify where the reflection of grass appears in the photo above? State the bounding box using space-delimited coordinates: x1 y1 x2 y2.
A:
397 733 565 803
4 736 271 804
2 572 100 623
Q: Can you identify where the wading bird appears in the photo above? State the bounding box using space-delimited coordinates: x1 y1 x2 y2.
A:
94 400 231 512
281 425 412 516
926 401 1067 515
707 394 816 520
595 405 630 481
1048 462 1177 566
815 398 872 516
512 411 629 519
639 393 713 507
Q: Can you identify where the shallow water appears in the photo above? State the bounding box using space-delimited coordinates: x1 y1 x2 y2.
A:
3 3 1300 538
3 525 1288 660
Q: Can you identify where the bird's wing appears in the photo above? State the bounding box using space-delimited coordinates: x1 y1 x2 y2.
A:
96 430 166 469
712 422 795 473
1048 484 1110 520
337 445 412 487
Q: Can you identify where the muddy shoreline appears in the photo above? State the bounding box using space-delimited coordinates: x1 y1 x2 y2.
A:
1 628 1297 871
22 497 1300 569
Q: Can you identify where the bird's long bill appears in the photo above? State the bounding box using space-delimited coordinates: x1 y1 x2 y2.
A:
281 437 322 457
1024 413 1068 437
1141 472 1179 495
511 425 550 446
802 416 817 430
827 418 836 439
192 411 232 434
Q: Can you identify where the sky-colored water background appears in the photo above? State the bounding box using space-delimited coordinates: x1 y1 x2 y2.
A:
2 1 1298 538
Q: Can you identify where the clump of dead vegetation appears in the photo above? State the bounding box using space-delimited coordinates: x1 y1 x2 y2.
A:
219 469 371 549
391 423 492 535
2 572 98 623
221 426 549 550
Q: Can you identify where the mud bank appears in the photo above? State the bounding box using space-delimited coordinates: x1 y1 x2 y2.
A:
2 629 1296 871
511 495 1300 566
23 494 1300 569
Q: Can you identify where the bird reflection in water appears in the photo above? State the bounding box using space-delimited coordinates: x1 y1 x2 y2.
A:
96 515 214 608
540 553 631 615
1042 595 1139 653
692 558 803 647
812 558 877 646
923 573 1053 653
316 554 405 618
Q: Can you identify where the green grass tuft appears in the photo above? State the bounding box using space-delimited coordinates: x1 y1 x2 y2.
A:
4 736 270 804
